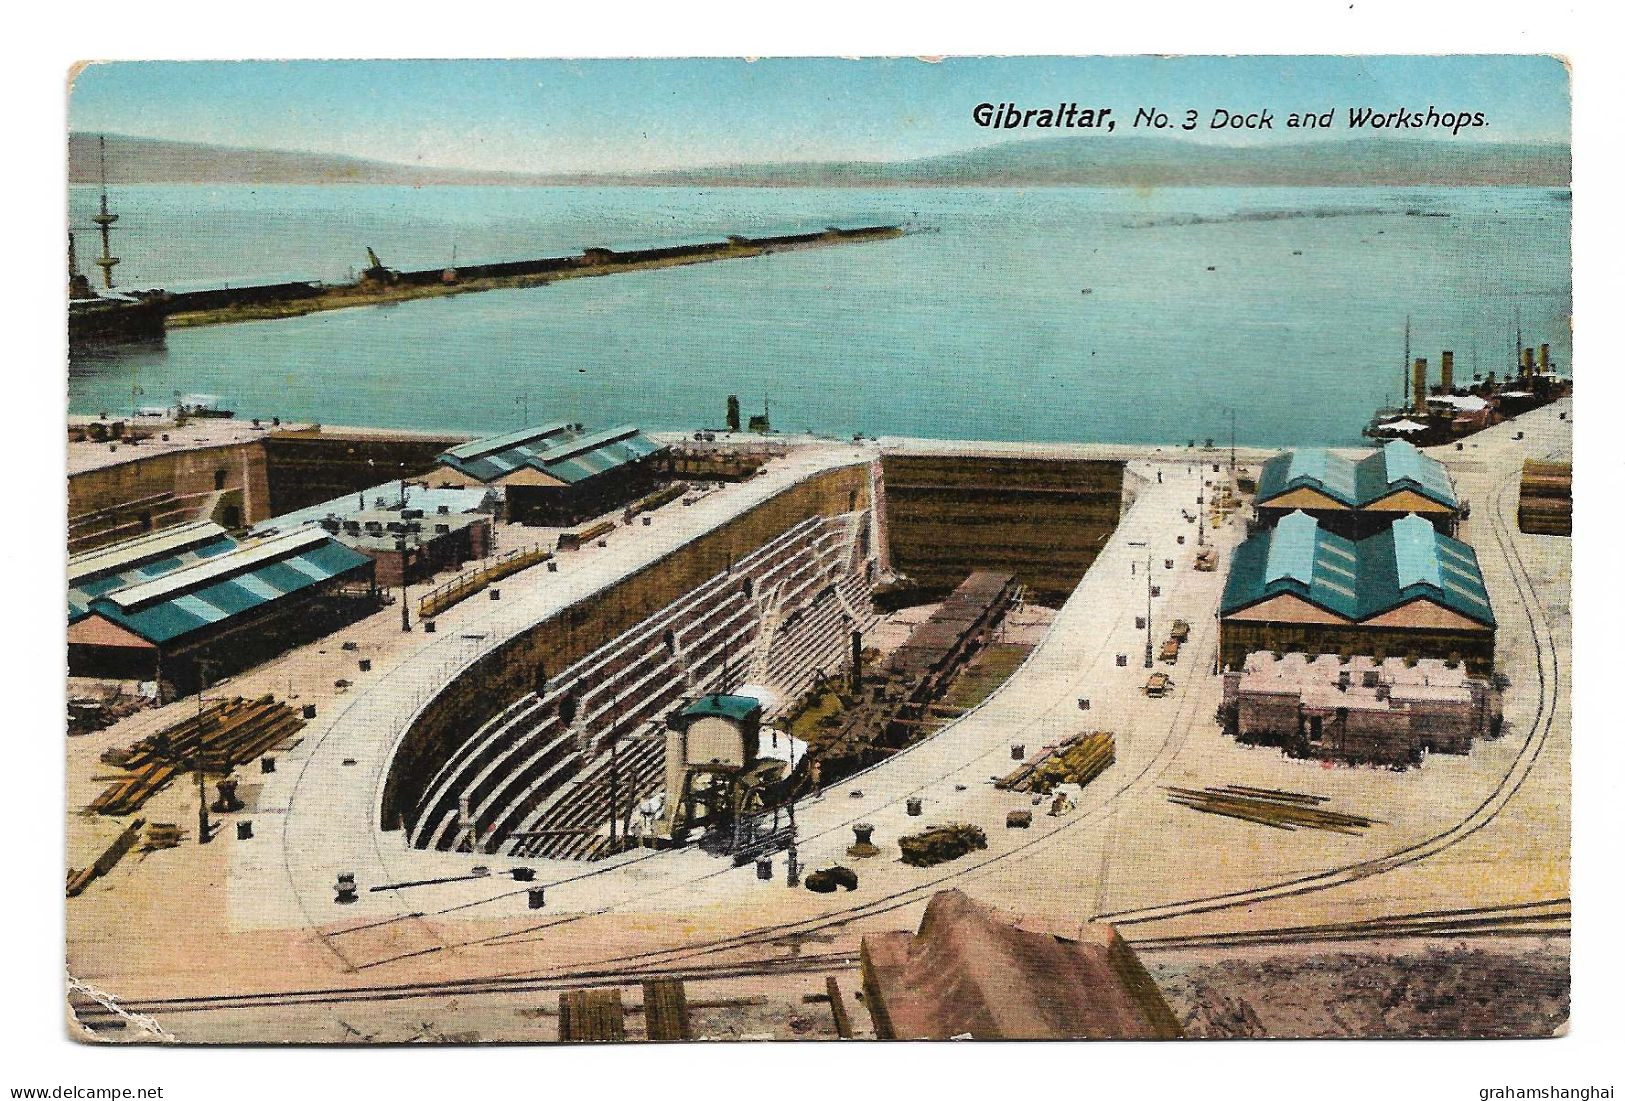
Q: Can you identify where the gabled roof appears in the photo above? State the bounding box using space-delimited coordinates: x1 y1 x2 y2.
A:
1256 441 1456 512
1222 511 1493 628
533 425 667 486
1355 440 1458 510
434 422 666 486
436 421 577 483
68 522 239 624
84 529 373 645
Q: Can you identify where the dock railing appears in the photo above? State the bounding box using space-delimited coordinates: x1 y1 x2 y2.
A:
419 543 552 620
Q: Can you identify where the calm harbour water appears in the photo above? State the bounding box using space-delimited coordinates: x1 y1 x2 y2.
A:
67 185 1571 447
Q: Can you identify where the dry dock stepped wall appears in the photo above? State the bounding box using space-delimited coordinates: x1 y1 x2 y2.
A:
380 464 872 831
880 455 1126 604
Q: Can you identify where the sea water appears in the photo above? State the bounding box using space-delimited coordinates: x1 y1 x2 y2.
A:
67 185 1571 447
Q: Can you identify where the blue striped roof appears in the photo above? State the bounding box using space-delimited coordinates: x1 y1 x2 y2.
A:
1257 441 1456 511
437 422 578 483
68 527 240 624
1222 511 1493 628
84 534 372 645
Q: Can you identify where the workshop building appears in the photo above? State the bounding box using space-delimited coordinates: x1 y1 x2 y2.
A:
1219 510 1496 674
431 421 668 526
67 526 377 697
252 483 497 588
1254 440 1460 538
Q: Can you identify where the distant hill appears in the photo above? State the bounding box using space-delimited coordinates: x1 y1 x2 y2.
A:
70 132 1571 189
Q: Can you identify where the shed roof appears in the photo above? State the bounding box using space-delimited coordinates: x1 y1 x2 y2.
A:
680 693 763 724
435 422 665 486
436 421 578 483
84 530 373 646
68 522 239 624
1256 441 1456 512
1221 511 1493 628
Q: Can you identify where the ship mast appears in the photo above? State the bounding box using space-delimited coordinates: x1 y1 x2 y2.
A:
92 135 120 290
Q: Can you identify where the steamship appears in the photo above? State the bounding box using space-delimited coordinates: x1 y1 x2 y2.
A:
68 136 169 350
1364 320 1569 446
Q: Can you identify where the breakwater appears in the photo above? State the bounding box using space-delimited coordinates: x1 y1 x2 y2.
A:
159 224 903 329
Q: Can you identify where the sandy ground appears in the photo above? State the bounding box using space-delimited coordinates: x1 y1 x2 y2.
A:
65 407 1570 1042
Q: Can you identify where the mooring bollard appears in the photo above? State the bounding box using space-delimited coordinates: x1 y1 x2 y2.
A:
756 856 773 881
261 756 276 774
211 779 244 813
335 873 358 904
1117 653 1128 667
237 820 253 841
302 703 317 719
527 887 546 910
547 561 558 572
1136 616 1146 629
511 867 535 882
490 588 501 601
358 658 372 672
847 822 880 859
906 797 923 816
424 620 436 633
785 848 800 888
1011 744 1025 760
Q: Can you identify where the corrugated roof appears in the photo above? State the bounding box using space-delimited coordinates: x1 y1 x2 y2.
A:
68 521 229 585
1222 511 1493 628
436 421 667 487
68 524 240 624
443 421 574 462
1257 441 1457 512
85 534 372 645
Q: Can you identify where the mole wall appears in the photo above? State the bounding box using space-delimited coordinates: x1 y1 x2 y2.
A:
380 463 870 830
261 431 467 515
879 454 1125 604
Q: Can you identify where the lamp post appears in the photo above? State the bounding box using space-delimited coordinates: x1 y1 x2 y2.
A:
397 470 411 632
194 657 214 845
1143 553 1154 670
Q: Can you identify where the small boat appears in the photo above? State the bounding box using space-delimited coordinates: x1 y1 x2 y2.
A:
1205 265 1217 272
1080 288 1093 295
176 393 235 419
1291 250 1303 256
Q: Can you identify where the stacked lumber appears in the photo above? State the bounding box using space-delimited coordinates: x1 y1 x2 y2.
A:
557 519 617 551
623 481 688 522
1518 459 1571 536
899 823 987 867
66 818 144 897
558 988 626 1042
995 732 1115 794
1165 784 1379 834
141 823 185 851
90 696 304 816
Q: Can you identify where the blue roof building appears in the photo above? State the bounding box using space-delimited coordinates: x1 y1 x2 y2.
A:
1254 440 1460 538
1220 511 1495 673
431 421 669 527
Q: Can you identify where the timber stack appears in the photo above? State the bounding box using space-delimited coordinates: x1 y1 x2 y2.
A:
1518 459 1572 536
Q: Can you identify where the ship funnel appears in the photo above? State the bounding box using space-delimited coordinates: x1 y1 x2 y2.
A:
1539 343 1551 373
1440 350 1454 394
1413 358 1428 413
1522 347 1536 378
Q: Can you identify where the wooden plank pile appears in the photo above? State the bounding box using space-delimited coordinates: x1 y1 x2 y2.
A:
90 696 305 816
623 481 688 522
995 732 1115 795
66 818 144 897
1518 459 1571 536
558 988 626 1042
640 979 692 1041
1165 784 1379 834
899 823 987 867
557 519 617 551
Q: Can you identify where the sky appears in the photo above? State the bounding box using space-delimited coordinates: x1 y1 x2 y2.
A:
69 56 1571 175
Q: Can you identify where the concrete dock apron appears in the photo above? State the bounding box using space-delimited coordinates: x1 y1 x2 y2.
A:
248 453 1222 976
257 445 877 953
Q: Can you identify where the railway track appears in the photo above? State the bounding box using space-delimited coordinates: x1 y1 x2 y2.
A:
69 950 861 1022
135 455 1562 1026
1092 459 1562 927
